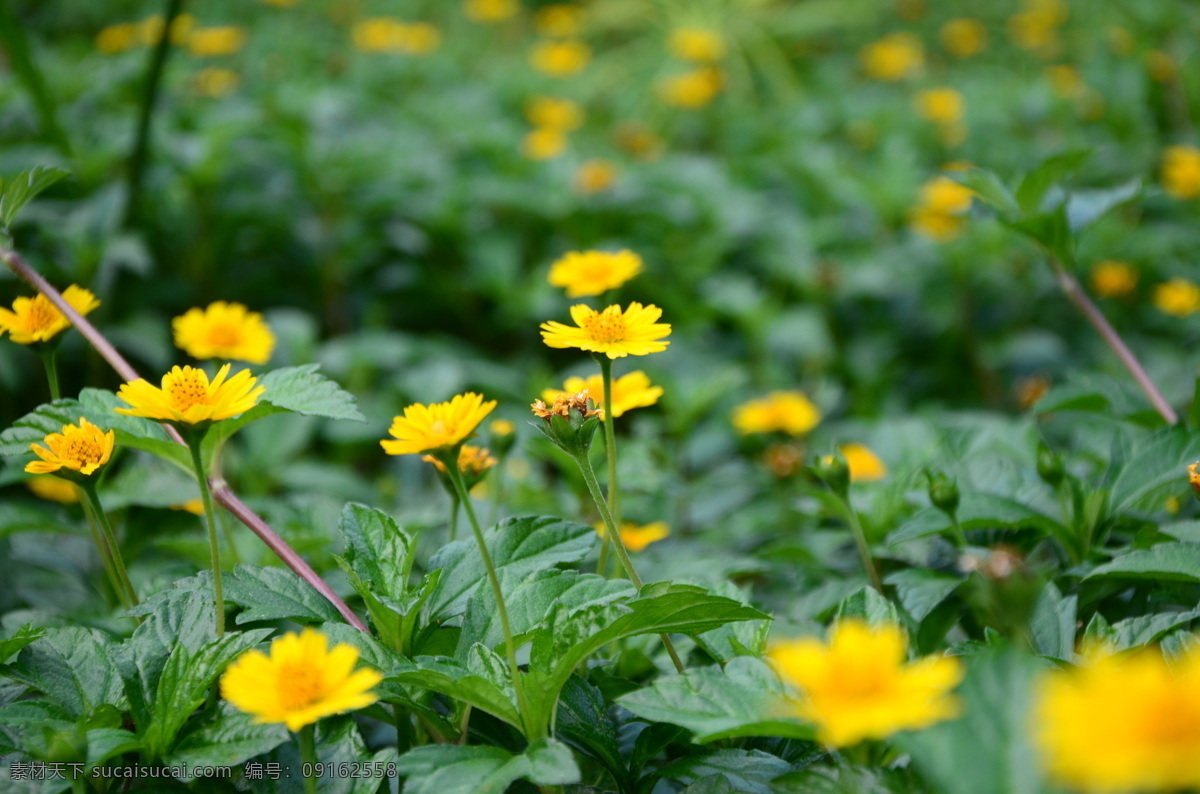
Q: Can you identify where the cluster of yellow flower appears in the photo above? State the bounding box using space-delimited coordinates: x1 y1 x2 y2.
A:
1008 0 1068 59
350 18 441 56
658 28 725 109
526 3 589 78
909 174 975 242
521 96 582 161
96 15 246 58
860 32 924 82
1089 261 1200 317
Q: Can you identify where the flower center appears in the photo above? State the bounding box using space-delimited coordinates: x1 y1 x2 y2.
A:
27 297 60 332
277 662 324 711
583 308 626 344
166 371 212 413
63 435 103 467
205 321 242 349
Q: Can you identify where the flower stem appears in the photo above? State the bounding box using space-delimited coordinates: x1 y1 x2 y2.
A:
449 494 460 543
597 357 620 524
76 485 126 610
298 724 318 794
444 458 535 738
79 482 138 610
572 449 686 674
39 348 60 400
189 437 224 637
834 495 883 593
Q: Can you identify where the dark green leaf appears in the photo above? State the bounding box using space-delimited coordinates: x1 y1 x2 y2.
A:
163 703 288 781
834 586 899 626
223 564 344 626
658 749 791 794
395 738 580 794
1086 543 1200 584
0 165 70 230
3 627 124 718
338 503 415 601
1029 582 1076 661
0 623 45 664
885 570 963 623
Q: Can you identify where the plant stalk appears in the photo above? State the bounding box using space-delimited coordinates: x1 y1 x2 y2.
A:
835 496 883 593
80 482 139 610
76 485 127 610
39 348 60 400
189 437 224 637
299 724 318 794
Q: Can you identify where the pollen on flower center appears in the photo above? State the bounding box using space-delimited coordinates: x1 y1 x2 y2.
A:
583 309 627 343
278 662 324 711
167 372 212 412
63 438 104 466
27 299 58 331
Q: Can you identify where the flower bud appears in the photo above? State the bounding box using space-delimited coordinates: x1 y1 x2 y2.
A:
927 470 960 515
814 449 850 497
1037 442 1064 487
530 390 602 456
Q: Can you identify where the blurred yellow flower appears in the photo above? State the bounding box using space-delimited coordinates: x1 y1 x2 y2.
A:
194 68 240 98
1153 278 1200 318
909 176 973 242
352 19 441 55
547 249 642 297
1145 50 1176 83
614 122 664 160
260 0 300 6
26 475 80 504
521 127 567 160
1014 374 1051 409
1106 26 1133 57
96 23 138 54
541 303 671 359
1089 261 1138 298
490 419 515 436
732 391 821 436
529 40 591 76
574 159 618 195
1161 145 1200 200
168 14 196 45
939 18 987 58
221 627 382 732
859 33 923 81
0 285 100 345
915 87 964 125
25 418 115 477
659 68 723 109
465 0 519 23
173 301 275 364
115 364 265 426
596 521 669 552
525 97 583 130
381 393 497 456
173 498 206 515
542 370 662 419
422 445 498 476
135 15 165 47
1188 461 1200 496
668 28 725 62
535 4 581 37
1046 65 1084 98
1034 647 1200 793
1007 0 1065 58
187 26 248 57
841 443 886 482
768 620 963 748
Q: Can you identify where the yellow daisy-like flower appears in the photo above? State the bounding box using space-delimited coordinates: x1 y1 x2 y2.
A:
172 301 276 364
909 176 974 242
115 364 265 426
940 18 988 58
542 371 662 419
547 250 642 298
422 444 498 476
194 68 240 98
535 4 580 37
841 443 887 482
25 475 80 504
465 0 518 23
522 127 568 161
595 521 669 552
490 419 515 436
529 40 591 77
1034 646 1200 793
859 33 924 81
1089 261 1138 298
381 392 497 456
0 285 100 345
540 303 671 359
731 391 821 436
25 418 115 477
658 68 723 109
574 159 618 195
1153 278 1200 318
915 87 964 125
220 627 383 732
1188 461 1200 496
186 26 247 57
668 28 725 62
1161 144 1200 200
525 97 583 130
768 620 963 748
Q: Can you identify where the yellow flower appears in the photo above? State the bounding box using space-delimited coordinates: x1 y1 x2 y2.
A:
542 370 662 419
221 627 382 732
535 4 581 37
1090 261 1138 298
522 127 567 160
186 27 247 57
841 443 886 482
540 303 671 359
135 15 166 47
574 159 618 195
909 176 974 242
115 364 265 426
260 0 300 6
172 301 276 364
0 285 100 345
1034 646 1200 793
173 498 206 515
768 620 963 748
915 87 964 125
490 419 515 436
1014 374 1050 409
658 68 723 109
465 0 518 23
351 19 441 55
25 418 115 477
194 68 240 98
525 97 583 130
1161 145 1200 200
1007 1 1065 57
25 475 80 504
614 122 664 161
1145 50 1176 83
1153 278 1200 318
96 23 138 54
381 393 497 456
668 28 725 62
1046 64 1084 98
547 249 642 297
422 444 498 476
168 14 197 45
859 33 924 82
731 391 821 436
939 18 987 58
1188 461 1200 496
595 521 669 552
529 40 591 77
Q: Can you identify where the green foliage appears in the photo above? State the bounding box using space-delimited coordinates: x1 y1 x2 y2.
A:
395 738 581 794
0 166 69 233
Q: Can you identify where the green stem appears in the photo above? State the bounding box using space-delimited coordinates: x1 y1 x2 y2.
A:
76 485 125 609
596 514 611 577
80 482 138 610
573 449 686 674
448 493 460 543
299 724 318 794
836 496 883 593
189 437 224 637
393 704 414 754
949 513 968 550
598 356 620 524
40 348 60 400
444 458 535 738
488 454 506 527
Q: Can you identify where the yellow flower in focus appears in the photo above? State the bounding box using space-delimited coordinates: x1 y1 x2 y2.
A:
535 4 581 37
172 301 275 364
187 26 248 57
25 418 115 477
1153 278 1200 318
909 176 974 242
465 0 519 23
1046 65 1084 98
732 391 821 437
381 393 497 456
1034 647 1200 793
25 475 80 504
1090 261 1138 298
529 40 591 77
522 127 567 160
841 443 886 482
574 159 618 195
541 303 671 359
525 97 583 130
194 68 240 98
115 364 265 426
0 285 100 345
658 69 723 109
769 621 963 747
422 445 498 476
915 87 964 125
940 18 987 58
596 521 669 552
547 249 642 297
859 33 924 82
96 23 138 54
1161 145 1200 200
542 370 662 419
1145 50 1176 83
221 627 382 732
668 28 725 62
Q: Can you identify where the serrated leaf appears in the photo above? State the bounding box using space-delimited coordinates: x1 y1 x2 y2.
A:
834 586 899 626
0 624 45 664
223 564 344 626
0 165 69 230
885 569 963 623
556 676 627 787
889 494 1067 547
1106 428 1200 514
658 749 792 794
164 702 288 780
3 627 124 718
1086 543 1200 584
395 738 580 794
389 653 522 729
1029 582 1077 661
338 503 415 601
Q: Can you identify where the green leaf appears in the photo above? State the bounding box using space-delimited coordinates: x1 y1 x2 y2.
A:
1106 428 1200 514
394 738 581 794
223 564 344 626
389 651 522 730
694 582 771 662
2 628 124 718
617 657 813 743
85 727 141 772
889 494 1067 547
1066 180 1141 232
0 624 45 664
163 702 289 781
1029 582 1077 661
555 676 627 787
957 168 1019 216
338 503 415 601
1086 543 1200 584
1102 609 1200 651
0 165 69 230
1005 205 1074 266
1014 150 1091 212
658 750 792 794
885 570 963 623
834 586 899 626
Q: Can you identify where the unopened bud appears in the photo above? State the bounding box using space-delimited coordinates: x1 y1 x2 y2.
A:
927 470 960 515
1037 442 1064 487
815 450 850 497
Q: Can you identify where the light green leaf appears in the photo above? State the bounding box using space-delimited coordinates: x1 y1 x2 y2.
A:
395 738 580 794
1106 428 1200 514
658 750 792 794
885 569 963 623
0 624 45 664
163 703 289 781
1029 582 1076 660
389 652 522 730
85 728 141 772
0 165 69 230
835 586 900 626
1086 543 1200 584
889 494 1067 547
